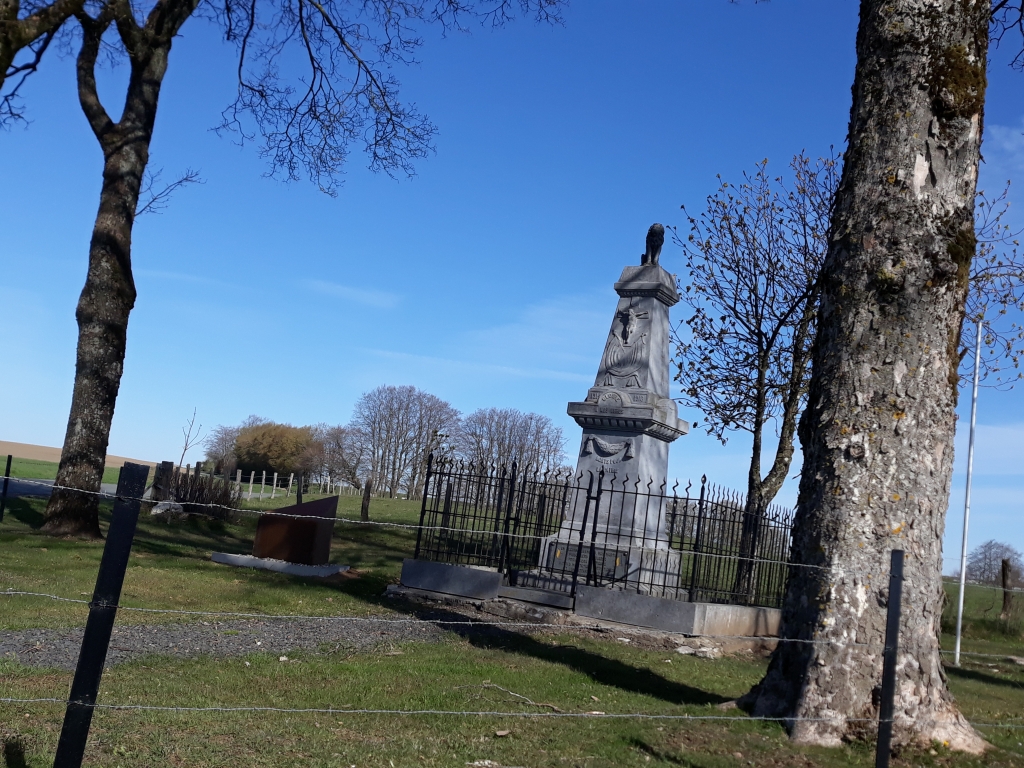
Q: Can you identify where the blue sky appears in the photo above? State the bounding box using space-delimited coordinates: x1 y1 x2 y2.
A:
1 1 1021 566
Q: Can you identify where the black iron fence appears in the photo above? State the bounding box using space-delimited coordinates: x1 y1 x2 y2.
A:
413 455 795 609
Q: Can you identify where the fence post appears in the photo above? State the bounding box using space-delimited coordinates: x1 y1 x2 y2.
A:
52 462 149 768
271 472 278 500
287 473 294 497
875 549 904 768
688 475 708 602
414 454 434 559
152 461 173 502
259 470 266 501
569 470 600 598
297 472 304 505
1000 558 1013 621
360 479 373 522
247 471 255 500
0 454 11 523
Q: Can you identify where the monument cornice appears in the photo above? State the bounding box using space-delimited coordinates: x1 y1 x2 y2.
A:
566 401 689 443
613 264 679 307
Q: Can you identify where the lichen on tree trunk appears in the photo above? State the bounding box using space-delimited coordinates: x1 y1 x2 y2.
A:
745 0 988 753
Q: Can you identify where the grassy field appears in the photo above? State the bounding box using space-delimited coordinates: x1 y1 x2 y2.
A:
2 495 1024 767
4 457 132 487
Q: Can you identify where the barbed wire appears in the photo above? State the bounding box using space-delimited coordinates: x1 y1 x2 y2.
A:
9 588 1023 657
1 476 829 571
1 697 1022 731
940 578 1024 596
0 590 852 646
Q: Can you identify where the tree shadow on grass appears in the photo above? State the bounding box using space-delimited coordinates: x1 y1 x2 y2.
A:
397 604 729 708
4 497 46 529
1 736 28 768
945 664 1024 691
627 737 694 766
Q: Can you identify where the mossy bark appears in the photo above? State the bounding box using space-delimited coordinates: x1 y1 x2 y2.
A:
745 0 988 752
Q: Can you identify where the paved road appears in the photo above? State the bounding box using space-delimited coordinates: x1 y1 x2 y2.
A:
1 477 119 499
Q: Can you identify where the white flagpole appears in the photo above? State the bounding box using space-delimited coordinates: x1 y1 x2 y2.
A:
954 318 983 667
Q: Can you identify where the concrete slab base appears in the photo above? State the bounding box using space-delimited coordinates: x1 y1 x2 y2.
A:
400 559 501 599
398 558 781 638
575 585 779 637
212 552 349 578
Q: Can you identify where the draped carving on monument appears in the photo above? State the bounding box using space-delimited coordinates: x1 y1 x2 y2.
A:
599 303 649 387
581 436 634 460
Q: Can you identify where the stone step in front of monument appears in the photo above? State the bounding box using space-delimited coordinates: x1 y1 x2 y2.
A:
397 558 781 640
496 585 574 609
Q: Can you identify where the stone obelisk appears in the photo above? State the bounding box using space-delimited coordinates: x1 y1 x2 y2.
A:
540 224 689 590
567 223 688 496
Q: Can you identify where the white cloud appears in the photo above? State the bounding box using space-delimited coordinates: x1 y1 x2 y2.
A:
303 279 400 309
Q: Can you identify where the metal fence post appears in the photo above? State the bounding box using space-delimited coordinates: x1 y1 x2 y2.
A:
414 454 434 560
688 475 708 601
875 549 904 768
0 454 11 523
52 462 149 768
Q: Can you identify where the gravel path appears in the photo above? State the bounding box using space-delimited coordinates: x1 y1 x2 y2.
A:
0 616 451 670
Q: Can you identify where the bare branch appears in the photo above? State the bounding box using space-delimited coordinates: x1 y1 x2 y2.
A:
135 167 204 216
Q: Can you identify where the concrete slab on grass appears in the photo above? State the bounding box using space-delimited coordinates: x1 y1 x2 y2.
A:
211 552 348 578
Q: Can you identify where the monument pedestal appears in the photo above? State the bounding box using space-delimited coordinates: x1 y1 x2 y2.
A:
537 225 689 593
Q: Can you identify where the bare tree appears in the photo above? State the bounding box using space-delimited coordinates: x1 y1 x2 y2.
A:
458 407 566 472
960 182 1024 385
349 385 459 498
306 423 365 490
176 408 204 469
14 0 566 537
671 153 838 600
204 423 241 475
745 0 990 751
966 539 1023 586
1 0 83 123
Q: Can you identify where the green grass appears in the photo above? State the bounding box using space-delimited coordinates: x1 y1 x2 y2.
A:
2 499 1024 766
5 457 132 486
0 495 421 629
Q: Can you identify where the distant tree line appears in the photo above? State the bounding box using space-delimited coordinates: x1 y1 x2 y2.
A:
203 385 567 499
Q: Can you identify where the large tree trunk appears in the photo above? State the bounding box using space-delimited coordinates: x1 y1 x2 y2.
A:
42 13 171 537
745 0 988 752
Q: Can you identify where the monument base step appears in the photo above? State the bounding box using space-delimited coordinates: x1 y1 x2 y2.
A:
496 585 574 609
397 559 780 638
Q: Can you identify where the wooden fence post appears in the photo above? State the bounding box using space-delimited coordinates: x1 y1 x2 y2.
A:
271 472 278 499
0 454 11 523
247 471 255 500
875 549 904 768
52 463 149 768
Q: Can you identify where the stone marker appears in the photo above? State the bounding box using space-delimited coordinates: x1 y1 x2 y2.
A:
542 223 690 589
212 495 344 576
252 495 338 565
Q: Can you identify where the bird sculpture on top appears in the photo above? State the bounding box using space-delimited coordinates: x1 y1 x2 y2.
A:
642 223 665 266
